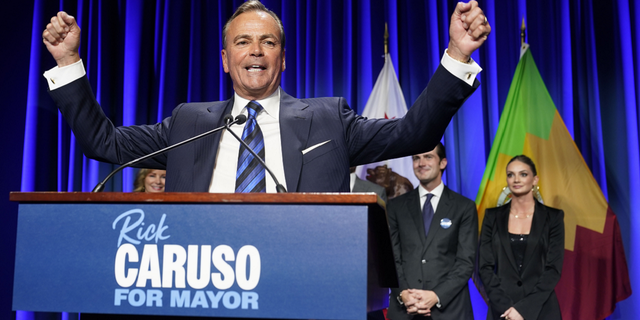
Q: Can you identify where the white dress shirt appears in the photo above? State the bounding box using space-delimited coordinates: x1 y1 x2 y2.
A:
208 89 286 193
418 181 445 213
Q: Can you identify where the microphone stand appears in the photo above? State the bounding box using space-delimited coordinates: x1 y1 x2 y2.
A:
92 115 244 192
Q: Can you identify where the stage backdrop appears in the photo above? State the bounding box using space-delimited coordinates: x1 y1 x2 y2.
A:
1 0 638 319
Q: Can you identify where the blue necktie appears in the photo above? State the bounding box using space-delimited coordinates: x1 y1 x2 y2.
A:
423 193 434 237
235 101 266 193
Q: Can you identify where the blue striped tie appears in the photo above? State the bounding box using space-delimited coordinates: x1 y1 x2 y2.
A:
235 101 266 193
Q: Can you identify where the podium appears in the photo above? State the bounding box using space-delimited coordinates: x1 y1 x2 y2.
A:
11 192 397 320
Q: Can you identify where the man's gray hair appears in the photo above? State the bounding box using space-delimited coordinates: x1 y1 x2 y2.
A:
222 0 285 50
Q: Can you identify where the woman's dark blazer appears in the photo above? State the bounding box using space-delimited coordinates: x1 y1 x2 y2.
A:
477 200 564 320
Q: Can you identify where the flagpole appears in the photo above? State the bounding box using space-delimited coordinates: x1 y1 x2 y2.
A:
356 22 419 190
521 17 526 45
384 23 389 55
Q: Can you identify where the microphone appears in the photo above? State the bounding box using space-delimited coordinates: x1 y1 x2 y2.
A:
226 115 287 193
232 114 247 125
92 115 244 192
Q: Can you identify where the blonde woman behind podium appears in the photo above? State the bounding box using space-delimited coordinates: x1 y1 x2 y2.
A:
133 169 166 193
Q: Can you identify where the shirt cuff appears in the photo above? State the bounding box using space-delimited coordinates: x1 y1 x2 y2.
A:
435 292 442 308
441 49 482 86
43 60 86 91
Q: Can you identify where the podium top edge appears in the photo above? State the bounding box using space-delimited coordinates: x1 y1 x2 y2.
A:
9 191 381 205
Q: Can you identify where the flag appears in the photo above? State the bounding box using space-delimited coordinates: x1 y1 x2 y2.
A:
356 53 418 188
475 44 631 320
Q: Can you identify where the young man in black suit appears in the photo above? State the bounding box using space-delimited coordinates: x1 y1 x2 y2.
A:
387 143 478 320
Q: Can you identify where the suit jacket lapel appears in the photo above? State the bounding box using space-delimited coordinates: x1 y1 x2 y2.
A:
423 187 451 252
402 189 426 246
497 203 520 272
279 91 311 192
192 98 234 191
522 201 546 269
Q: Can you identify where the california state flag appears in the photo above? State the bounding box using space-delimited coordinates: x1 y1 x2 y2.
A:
356 53 418 187
475 43 631 319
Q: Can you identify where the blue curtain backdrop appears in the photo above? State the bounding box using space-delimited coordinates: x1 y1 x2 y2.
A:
1 0 638 319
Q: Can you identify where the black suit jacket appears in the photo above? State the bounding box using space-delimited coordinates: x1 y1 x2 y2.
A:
49 65 477 192
477 201 564 320
387 186 478 320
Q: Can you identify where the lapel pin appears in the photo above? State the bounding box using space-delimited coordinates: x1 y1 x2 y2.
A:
440 218 452 229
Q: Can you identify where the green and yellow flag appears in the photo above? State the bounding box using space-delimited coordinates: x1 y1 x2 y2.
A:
475 44 631 319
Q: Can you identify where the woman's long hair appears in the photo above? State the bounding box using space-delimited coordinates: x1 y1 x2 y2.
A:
133 168 153 192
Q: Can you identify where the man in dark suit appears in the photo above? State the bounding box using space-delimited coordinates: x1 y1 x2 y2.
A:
387 143 478 320
41 1 491 192
350 167 388 204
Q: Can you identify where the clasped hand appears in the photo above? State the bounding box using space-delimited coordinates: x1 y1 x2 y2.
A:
401 289 439 317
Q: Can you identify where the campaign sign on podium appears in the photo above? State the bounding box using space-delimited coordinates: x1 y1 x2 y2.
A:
11 192 394 320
